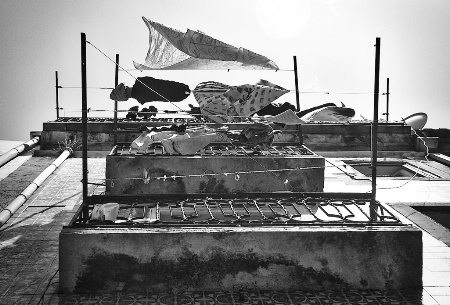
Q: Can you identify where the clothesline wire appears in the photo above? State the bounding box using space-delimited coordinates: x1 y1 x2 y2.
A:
102 163 339 183
86 40 184 111
95 161 412 184
120 68 296 72
57 85 383 95
216 131 300 192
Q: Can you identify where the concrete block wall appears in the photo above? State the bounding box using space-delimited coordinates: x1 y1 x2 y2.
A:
59 226 422 293
105 154 325 194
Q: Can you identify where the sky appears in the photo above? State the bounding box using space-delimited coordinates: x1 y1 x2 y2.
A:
0 0 449 141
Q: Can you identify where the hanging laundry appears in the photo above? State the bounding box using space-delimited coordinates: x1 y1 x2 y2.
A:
299 104 355 122
134 17 279 71
125 106 139 120
263 109 306 125
256 102 296 116
110 76 191 105
193 80 289 123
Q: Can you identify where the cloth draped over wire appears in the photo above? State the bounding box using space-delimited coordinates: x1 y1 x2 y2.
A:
131 126 221 155
134 17 279 70
193 79 289 123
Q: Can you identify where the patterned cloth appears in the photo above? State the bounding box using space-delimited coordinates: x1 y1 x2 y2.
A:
134 17 279 70
132 126 220 155
193 80 289 123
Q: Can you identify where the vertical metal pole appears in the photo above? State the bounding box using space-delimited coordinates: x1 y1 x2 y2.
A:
386 78 390 122
371 37 381 220
293 56 300 111
55 71 60 119
81 33 89 222
113 54 119 146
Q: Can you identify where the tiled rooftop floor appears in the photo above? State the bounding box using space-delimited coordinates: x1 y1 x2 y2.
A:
0 157 450 304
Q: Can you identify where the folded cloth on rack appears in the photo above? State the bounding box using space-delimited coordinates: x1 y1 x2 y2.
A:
133 125 220 155
172 132 218 155
160 128 219 155
193 80 289 123
224 123 275 147
239 123 275 147
131 130 180 152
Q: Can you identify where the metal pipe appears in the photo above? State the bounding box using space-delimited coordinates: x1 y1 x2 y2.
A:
0 137 40 168
81 32 89 222
55 71 60 119
0 149 72 228
113 54 119 146
293 56 300 111
386 78 390 122
371 37 381 220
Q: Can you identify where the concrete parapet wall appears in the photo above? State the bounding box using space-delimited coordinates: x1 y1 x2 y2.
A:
40 121 414 151
105 155 325 194
59 226 422 293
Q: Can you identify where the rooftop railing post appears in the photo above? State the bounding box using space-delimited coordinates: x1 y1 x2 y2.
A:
386 78 390 122
55 71 60 119
113 54 119 146
371 37 381 220
81 32 89 222
293 56 300 111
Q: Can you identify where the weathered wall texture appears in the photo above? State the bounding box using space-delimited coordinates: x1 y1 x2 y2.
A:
59 226 422 293
40 122 414 151
105 155 325 194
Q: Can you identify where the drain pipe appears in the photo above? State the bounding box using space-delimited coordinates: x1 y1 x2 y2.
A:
0 136 40 168
0 148 73 228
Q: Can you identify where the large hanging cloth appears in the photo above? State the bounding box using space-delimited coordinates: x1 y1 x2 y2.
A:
134 17 279 70
193 80 289 123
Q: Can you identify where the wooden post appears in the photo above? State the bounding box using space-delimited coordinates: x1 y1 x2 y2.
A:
371 37 381 220
55 71 60 119
293 56 300 111
81 33 89 222
113 54 119 146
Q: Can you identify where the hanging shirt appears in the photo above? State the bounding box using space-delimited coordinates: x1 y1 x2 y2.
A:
131 76 191 105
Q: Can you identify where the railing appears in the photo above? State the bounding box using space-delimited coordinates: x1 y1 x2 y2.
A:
69 193 405 228
110 143 314 157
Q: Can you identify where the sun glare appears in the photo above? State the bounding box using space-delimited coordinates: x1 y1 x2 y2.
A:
255 0 311 40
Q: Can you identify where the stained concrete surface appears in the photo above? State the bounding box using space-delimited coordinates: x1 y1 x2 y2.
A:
59 226 422 293
0 157 450 304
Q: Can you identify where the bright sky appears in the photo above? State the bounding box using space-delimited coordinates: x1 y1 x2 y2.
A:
1 0 449 141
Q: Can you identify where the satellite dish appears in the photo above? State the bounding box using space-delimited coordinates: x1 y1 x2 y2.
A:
402 112 428 130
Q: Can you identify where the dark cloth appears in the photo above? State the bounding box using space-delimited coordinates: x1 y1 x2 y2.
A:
256 102 296 116
296 103 336 118
131 76 191 105
226 123 274 147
